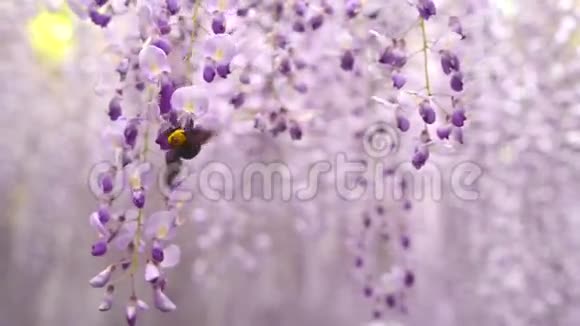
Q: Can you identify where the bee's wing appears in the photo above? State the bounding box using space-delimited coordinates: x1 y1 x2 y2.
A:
188 128 214 145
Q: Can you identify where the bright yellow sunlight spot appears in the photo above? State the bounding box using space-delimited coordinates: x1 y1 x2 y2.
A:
27 7 74 63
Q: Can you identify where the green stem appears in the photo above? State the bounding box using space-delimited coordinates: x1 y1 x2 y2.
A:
420 18 432 96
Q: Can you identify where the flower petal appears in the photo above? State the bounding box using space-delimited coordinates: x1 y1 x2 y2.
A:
144 211 175 240
90 212 109 237
139 45 171 81
154 287 177 312
170 86 209 116
113 221 138 250
160 244 180 268
203 34 236 64
89 265 115 288
145 261 160 282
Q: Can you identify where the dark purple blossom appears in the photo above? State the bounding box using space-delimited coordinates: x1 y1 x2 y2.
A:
89 8 112 27
203 64 216 83
412 145 430 170
440 50 461 75
108 97 122 121
419 100 436 124
289 120 303 140
132 189 145 208
396 114 410 132
211 13 226 34
417 0 436 20
166 0 180 15
230 92 245 109
159 78 175 114
451 108 467 127
340 50 355 71
436 125 452 139
216 63 231 78
91 240 108 256
152 247 164 263
152 38 172 55
449 16 466 39
450 71 464 92
392 72 406 89
310 14 324 30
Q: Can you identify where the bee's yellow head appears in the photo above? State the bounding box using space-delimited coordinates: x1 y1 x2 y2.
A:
168 129 187 147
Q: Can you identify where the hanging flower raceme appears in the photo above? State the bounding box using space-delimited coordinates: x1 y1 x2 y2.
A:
76 0 474 324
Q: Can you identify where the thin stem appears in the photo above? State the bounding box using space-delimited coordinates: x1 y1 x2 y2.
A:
420 18 432 96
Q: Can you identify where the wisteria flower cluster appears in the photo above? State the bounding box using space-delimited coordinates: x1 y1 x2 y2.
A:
75 0 472 324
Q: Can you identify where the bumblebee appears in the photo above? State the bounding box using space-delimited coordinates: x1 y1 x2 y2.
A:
166 126 213 161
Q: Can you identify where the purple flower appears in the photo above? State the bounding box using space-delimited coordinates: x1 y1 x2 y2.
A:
417 0 436 20
294 0 308 16
126 300 138 326
152 246 165 263
124 122 139 148
91 240 108 256
132 189 145 208
412 145 430 170
203 64 216 83
157 18 171 34
363 286 373 297
154 286 177 312
289 120 303 140
100 172 113 193
98 207 111 224
292 21 306 32
451 108 467 127
439 50 461 75
98 285 114 311
89 264 115 287
385 294 396 308
159 244 181 268
108 96 122 121
419 100 436 124
159 78 175 114
211 13 226 34
279 58 292 75
138 45 171 81
152 38 172 55
230 92 245 108
391 72 406 89
166 0 180 15
170 86 209 116
340 50 355 71
144 211 177 241
396 115 410 132
94 0 107 6
310 14 324 30
450 71 464 92
404 270 415 287
145 261 160 283
379 40 407 68
449 16 466 39
203 34 237 67
90 212 110 237
89 8 112 27
436 125 452 139
346 0 362 18
216 63 231 78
